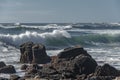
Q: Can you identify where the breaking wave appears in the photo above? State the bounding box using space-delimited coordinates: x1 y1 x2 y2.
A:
0 29 120 48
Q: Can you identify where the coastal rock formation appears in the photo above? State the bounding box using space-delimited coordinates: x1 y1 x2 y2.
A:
0 61 6 68
21 64 28 70
58 46 91 60
94 64 120 76
24 46 98 79
32 44 51 64
10 74 21 80
19 42 51 64
0 65 16 73
19 44 120 80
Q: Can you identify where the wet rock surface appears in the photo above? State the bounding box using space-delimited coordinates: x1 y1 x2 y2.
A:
2 42 119 80
22 45 120 80
19 42 51 64
0 65 16 73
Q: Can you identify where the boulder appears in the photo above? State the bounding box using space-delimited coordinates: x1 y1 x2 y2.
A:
0 65 16 73
73 55 98 75
10 74 20 80
94 64 120 77
20 42 33 63
0 77 9 80
57 46 91 60
19 42 51 64
21 64 28 70
0 61 6 68
32 44 51 64
26 63 42 71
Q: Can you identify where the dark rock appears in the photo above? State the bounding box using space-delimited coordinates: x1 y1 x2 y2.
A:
76 74 86 80
0 61 6 68
57 46 91 60
26 63 42 71
73 55 97 75
19 42 51 64
85 76 113 80
32 44 51 64
20 42 33 63
24 63 43 78
21 64 28 70
94 64 120 77
0 65 16 73
0 77 9 80
10 74 20 80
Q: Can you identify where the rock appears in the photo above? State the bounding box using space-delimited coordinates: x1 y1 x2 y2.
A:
20 42 33 63
24 63 43 78
0 77 9 80
10 74 20 80
19 42 51 64
57 46 91 60
85 76 112 80
32 44 51 64
73 55 97 75
26 63 42 71
0 65 16 73
21 64 28 70
94 64 120 77
0 61 6 68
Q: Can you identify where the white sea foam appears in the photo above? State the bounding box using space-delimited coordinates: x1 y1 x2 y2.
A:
21 24 72 30
0 30 71 46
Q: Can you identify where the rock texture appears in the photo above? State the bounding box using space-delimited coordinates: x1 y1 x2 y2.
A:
19 42 51 64
18 43 120 80
0 65 16 73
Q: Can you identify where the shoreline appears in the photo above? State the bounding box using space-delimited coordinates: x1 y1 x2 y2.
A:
0 42 120 80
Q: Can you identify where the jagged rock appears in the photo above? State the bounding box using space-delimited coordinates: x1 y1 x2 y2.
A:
73 55 97 75
57 46 91 60
0 61 6 68
10 74 20 80
94 64 120 77
19 42 51 64
21 64 28 70
0 65 16 73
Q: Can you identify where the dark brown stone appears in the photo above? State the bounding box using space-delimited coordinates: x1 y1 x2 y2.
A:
21 64 28 70
32 44 51 64
73 55 97 75
0 61 6 68
57 46 91 60
20 42 33 63
0 65 16 73
19 42 51 64
94 64 120 77
10 74 20 80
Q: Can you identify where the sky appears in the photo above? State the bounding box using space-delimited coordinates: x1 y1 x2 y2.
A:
0 0 120 23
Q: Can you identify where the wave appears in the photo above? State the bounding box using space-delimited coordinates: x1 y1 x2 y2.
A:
0 24 72 30
72 23 120 29
0 30 71 48
0 29 120 48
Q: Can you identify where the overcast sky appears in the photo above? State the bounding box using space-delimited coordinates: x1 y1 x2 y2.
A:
0 0 120 23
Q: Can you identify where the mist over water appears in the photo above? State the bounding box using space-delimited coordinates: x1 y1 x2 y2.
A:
0 23 120 77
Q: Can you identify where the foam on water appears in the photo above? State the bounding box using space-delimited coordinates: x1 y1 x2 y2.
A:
0 30 71 47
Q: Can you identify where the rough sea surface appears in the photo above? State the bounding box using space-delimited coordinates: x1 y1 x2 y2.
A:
0 23 120 78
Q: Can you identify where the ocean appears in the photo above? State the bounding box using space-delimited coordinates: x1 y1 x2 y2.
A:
0 23 120 78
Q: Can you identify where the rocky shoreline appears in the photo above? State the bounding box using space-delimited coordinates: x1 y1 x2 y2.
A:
0 42 120 80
